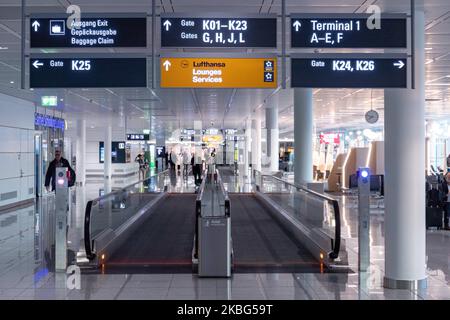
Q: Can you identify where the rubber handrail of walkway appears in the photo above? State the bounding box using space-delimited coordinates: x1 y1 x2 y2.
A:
259 173 341 260
84 170 169 261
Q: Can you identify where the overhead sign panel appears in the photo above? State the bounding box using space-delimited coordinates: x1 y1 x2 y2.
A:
127 134 149 141
160 14 276 48
160 57 277 88
30 56 147 88
30 15 146 48
291 14 407 48
291 54 407 88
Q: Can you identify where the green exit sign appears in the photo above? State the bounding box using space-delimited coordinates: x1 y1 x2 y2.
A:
41 96 58 107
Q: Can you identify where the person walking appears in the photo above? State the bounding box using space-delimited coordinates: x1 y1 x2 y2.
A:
135 154 147 180
183 149 191 177
44 149 76 192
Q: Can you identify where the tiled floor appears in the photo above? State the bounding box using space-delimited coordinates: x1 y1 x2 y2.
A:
0 172 449 300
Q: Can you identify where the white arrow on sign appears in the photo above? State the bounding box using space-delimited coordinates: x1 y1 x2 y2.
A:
32 20 40 32
163 20 172 31
393 60 405 69
293 20 302 32
33 60 43 69
163 60 171 71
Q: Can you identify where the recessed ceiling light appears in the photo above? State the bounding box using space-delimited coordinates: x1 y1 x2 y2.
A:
10 81 14 84
0 47 8 50
425 47 433 50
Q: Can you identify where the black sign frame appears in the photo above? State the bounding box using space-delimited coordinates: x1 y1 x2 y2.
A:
29 54 147 88
30 13 147 48
290 13 407 48
290 54 408 89
160 13 277 48
127 134 150 141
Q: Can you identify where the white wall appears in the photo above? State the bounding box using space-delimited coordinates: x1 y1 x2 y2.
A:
0 93 35 208
66 125 139 176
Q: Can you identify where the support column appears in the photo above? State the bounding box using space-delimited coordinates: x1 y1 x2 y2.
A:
76 119 86 186
104 126 112 180
245 118 252 176
294 88 313 185
251 111 262 172
266 107 279 172
384 1 427 289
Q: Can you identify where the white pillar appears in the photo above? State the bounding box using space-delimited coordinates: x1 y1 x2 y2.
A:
245 118 252 176
384 1 427 289
294 88 314 185
266 107 279 172
104 126 112 180
251 112 262 172
76 119 86 186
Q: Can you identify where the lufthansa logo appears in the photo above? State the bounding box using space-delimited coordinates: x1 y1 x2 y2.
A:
180 60 189 68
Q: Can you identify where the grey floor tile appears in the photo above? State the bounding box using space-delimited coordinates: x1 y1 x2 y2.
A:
229 287 266 300
116 288 169 300
0 288 26 298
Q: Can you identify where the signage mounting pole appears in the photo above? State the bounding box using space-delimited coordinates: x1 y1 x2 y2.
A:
152 0 156 89
411 0 415 89
281 0 286 89
21 0 26 89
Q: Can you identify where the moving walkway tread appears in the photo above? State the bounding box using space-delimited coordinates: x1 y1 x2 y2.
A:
104 194 197 273
230 194 325 273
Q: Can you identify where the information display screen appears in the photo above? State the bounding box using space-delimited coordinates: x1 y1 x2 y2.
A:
30 16 147 48
30 57 147 88
291 15 407 48
291 56 407 88
161 15 276 48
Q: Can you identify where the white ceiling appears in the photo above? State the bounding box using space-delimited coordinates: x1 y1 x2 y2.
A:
0 0 449 138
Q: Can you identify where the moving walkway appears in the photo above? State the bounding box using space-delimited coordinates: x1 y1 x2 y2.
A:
79 167 348 274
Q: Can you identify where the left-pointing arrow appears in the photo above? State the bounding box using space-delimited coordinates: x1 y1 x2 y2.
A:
32 21 40 32
33 60 43 69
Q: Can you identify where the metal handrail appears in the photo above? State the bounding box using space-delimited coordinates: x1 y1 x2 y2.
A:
84 169 168 261
215 169 230 217
194 169 208 259
258 172 341 260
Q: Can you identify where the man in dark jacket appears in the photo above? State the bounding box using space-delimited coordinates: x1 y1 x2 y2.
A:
45 149 76 191
442 173 450 230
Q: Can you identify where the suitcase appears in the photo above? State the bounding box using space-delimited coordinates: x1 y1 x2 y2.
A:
426 206 443 229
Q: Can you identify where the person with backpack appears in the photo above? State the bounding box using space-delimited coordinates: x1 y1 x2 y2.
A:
44 149 76 192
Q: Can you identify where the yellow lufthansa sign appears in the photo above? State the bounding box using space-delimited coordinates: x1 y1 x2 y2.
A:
160 57 277 88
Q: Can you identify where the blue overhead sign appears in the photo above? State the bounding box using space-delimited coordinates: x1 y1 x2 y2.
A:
30 56 147 88
35 113 65 131
161 14 277 48
291 54 407 88
30 15 147 48
290 14 407 48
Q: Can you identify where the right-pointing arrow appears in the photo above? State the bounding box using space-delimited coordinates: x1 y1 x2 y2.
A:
293 20 302 32
33 60 43 69
394 60 405 69
163 60 171 71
